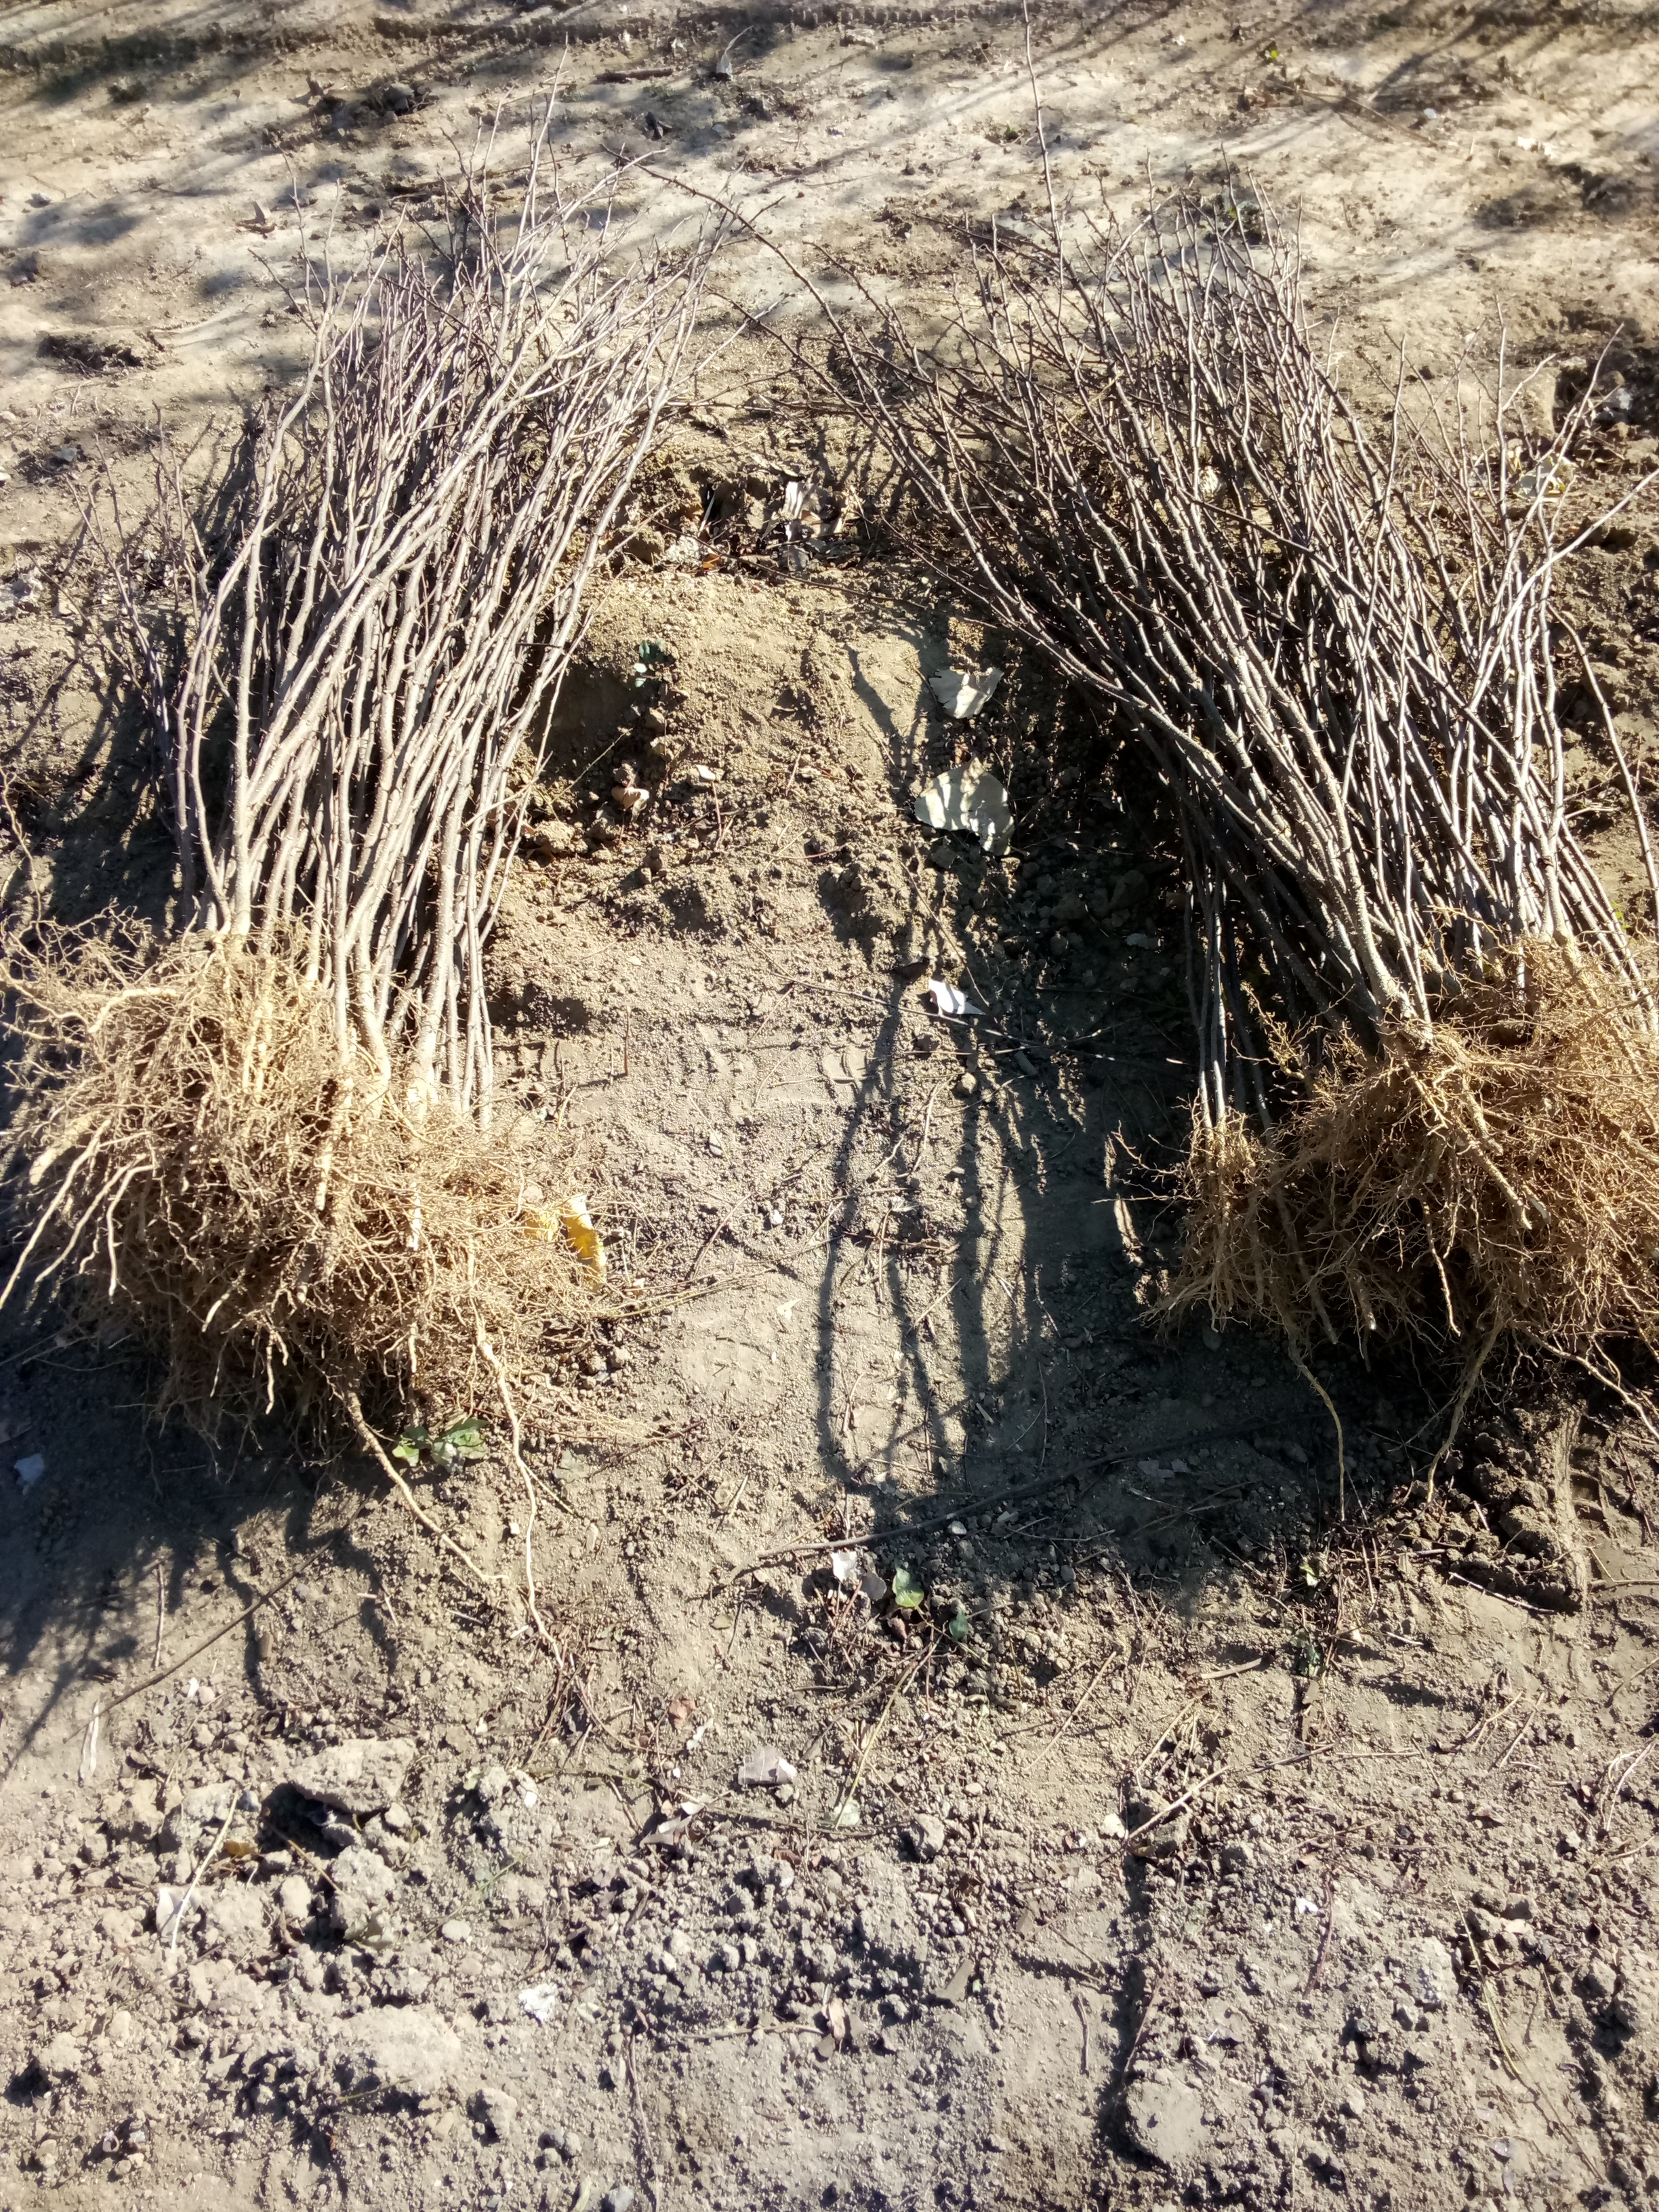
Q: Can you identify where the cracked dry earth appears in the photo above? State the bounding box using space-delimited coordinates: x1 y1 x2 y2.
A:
3 1 1659 2211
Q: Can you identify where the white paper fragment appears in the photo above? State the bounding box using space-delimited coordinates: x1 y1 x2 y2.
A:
1294 1895 1321 1917
519 1984 560 2025
782 480 806 520
924 979 986 1019
79 1701 101 1787
830 1549 859 1584
738 1746 797 1788
14 1453 45 1490
928 666 1003 719
651 1799 706 1847
913 760 1013 852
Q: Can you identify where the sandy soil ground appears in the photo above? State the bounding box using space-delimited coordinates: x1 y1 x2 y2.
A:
2 3 1659 2211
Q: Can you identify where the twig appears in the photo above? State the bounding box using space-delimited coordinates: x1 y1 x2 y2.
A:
344 1391 497 1591
1120 1765 1227 1848
829 1653 926 1829
711 1414 1316 1591
167 1803 237 1972
627 2032 662 2212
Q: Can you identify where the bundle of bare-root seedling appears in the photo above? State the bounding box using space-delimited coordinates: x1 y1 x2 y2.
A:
817 188 1659 1380
1 133 714 1443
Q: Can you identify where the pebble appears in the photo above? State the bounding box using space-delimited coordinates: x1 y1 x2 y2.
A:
602 2190 636 2212
441 1919 472 1944
276 1875 313 1922
472 2085 519 2141
342 2007 463 2099
287 1736 415 1818
955 1071 978 1098
33 2033 82 2085
905 1816 946 1862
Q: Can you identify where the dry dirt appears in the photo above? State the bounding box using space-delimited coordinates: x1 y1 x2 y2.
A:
3 3 1659 2211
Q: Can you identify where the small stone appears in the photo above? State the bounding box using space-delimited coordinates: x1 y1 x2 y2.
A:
1122 2076 1206 2166
1340 2086 1365 2120
286 1736 415 1818
277 1875 313 1921
472 2085 519 2141
1502 1894 1534 1923
909 1815 946 1862
381 81 416 114
328 1844 395 1932
602 2190 636 2212
1221 1841 1255 1872
955 1071 978 1099
34 2034 83 2085
384 1804 411 1834
441 1919 472 1944
205 1881 268 1944
1413 1936 1458 2012
340 2006 462 2100
1578 1956 1618 2007
475 1764 510 1805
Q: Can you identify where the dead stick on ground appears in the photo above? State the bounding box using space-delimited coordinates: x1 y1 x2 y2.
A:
628 2032 662 2212
1303 1856 1343 1997
345 1389 497 1590
830 1654 925 1828
713 1416 1317 1591
1120 1766 1227 1849
475 1319 559 1639
94 1538 347 1728
167 1803 237 1974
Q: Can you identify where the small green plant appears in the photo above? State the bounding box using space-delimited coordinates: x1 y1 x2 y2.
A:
392 1415 487 1469
631 639 674 691
890 1565 926 1610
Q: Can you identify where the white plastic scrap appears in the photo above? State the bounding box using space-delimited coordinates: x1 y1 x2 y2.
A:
830 1548 860 1584
651 1799 707 1847
737 1746 797 1788
913 760 1013 853
14 1453 45 1490
924 979 986 1019
519 1984 560 2026
928 666 1003 719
